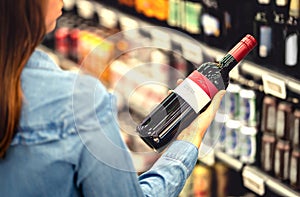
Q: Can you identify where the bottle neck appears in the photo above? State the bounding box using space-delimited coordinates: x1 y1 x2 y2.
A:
218 53 238 71
218 53 238 83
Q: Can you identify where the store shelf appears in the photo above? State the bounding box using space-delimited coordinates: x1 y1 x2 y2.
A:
243 166 300 197
240 60 300 100
91 1 300 102
214 150 244 171
210 151 300 196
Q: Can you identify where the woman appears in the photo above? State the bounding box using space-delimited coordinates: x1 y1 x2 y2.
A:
0 0 225 196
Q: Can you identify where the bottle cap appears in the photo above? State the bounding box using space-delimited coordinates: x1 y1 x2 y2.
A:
242 34 258 51
229 34 257 62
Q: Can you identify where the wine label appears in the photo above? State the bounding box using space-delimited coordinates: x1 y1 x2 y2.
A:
274 149 280 175
276 0 288 6
185 1 202 34
258 0 271 4
201 13 220 37
284 151 290 180
240 126 257 164
174 71 218 113
168 0 180 27
259 26 272 58
239 89 257 126
276 110 285 138
290 157 297 184
285 33 298 66
266 105 276 132
294 118 299 145
264 143 271 171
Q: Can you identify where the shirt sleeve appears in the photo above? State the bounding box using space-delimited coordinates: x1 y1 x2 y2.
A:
139 140 198 197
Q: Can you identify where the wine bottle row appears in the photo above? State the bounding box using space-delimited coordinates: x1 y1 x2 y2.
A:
97 0 300 80
253 0 300 79
205 80 300 191
260 95 300 190
204 84 259 163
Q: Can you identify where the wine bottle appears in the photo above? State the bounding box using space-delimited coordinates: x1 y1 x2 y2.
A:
136 34 257 152
274 0 291 18
284 0 299 68
200 0 226 48
272 13 286 66
253 11 273 62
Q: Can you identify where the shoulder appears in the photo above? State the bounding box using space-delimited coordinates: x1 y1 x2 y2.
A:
16 49 112 145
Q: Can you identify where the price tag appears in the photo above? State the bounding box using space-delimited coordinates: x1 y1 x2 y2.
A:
97 6 118 29
150 29 172 51
119 15 140 40
258 0 271 4
119 15 139 31
76 0 95 19
242 167 265 196
180 38 203 65
63 0 76 11
262 74 287 99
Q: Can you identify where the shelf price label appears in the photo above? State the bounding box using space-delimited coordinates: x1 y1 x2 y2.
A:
180 37 203 65
96 6 118 29
242 167 265 196
150 29 172 51
262 74 287 99
76 0 95 20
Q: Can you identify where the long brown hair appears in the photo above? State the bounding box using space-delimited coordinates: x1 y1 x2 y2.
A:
0 0 47 158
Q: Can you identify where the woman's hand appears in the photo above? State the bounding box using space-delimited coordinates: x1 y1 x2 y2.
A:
173 79 226 148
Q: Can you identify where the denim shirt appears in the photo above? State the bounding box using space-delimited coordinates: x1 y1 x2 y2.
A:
0 50 199 197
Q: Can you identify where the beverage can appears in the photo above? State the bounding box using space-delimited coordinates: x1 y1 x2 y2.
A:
206 113 228 151
223 83 241 119
239 88 257 127
239 125 257 164
225 119 241 157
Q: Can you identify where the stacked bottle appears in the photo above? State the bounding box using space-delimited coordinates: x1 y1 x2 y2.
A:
260 95 300 190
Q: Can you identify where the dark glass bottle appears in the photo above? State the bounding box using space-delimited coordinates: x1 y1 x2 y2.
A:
274 0 291 18
136 34 257 152
272 13 286 67
200 0 226 48
253 11 273 63
284 0 300 69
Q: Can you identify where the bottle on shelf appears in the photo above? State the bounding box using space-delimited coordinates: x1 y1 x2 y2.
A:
290 146 300 190
261 132 277 175
239 125 258 164
292 108 300 148
284 0 300 71
168 0 183 28
274 139 291 181
200 0 227 48
272 12 286 67
274 0 291 18
136 34 257 152
253 11 274 63
184 0 203 35
261 96 277 134
218 0 256 49
225 119 241 158
256 0 273 13
239 88 258 127
275 101 293 140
